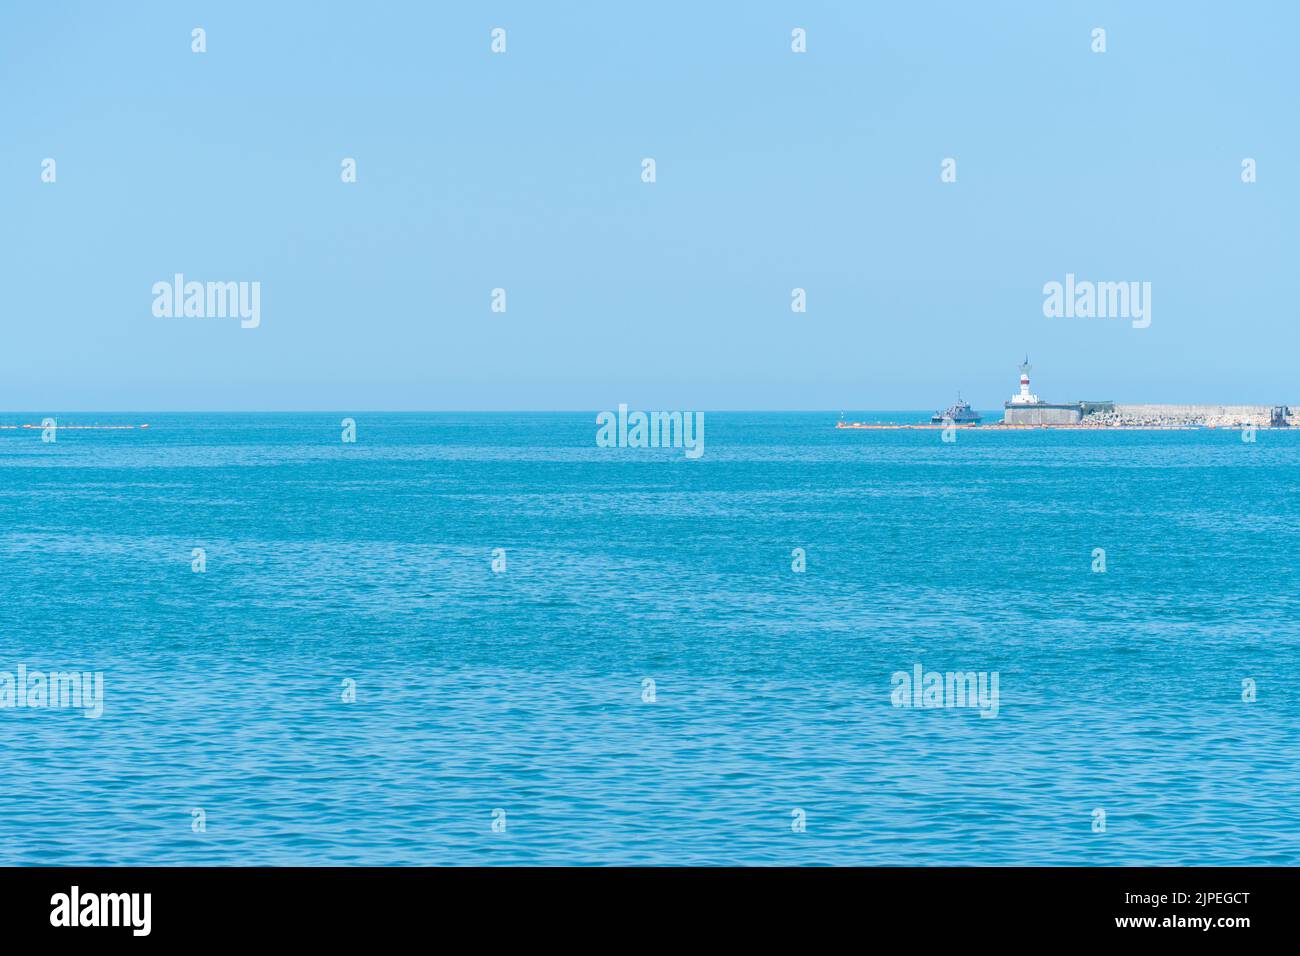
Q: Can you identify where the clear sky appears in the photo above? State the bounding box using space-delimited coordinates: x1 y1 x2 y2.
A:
2 2 1296 410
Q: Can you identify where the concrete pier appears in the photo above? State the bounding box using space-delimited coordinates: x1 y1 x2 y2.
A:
1003 403 1083 426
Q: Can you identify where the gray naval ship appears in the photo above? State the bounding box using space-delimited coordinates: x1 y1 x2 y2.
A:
931 394 982 425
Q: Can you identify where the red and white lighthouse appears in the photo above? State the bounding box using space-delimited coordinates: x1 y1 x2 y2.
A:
1010 356 1039 405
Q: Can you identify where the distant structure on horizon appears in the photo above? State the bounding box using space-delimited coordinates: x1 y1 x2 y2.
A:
996 359 1291 427
841 358 1296 430
1001 357 1101 425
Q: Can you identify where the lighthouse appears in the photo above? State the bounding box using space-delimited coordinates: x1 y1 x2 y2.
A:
1010 356 1039 405
1001 357 1085 425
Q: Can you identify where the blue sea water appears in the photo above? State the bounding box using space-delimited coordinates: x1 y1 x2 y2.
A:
1 412 1297 866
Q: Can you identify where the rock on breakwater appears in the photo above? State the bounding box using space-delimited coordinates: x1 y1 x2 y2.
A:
1085 404 1296 428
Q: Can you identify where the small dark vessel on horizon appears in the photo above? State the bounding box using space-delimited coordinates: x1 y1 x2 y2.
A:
931 394 982 425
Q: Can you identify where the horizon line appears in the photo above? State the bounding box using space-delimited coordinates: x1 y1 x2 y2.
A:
2 405 1294 416
0 408 955 415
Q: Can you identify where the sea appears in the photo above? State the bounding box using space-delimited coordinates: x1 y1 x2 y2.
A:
1 412 1297 865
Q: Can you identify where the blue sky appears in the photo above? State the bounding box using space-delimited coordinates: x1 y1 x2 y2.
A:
2 2 1295 410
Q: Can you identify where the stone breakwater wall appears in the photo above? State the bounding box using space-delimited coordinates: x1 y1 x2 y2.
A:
1084 404 1295 427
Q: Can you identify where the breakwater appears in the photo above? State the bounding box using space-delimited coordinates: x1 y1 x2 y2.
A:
837 403 1296 430
1086 404 1293 428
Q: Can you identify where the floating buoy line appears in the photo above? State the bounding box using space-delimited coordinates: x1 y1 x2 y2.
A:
0 423 149 430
